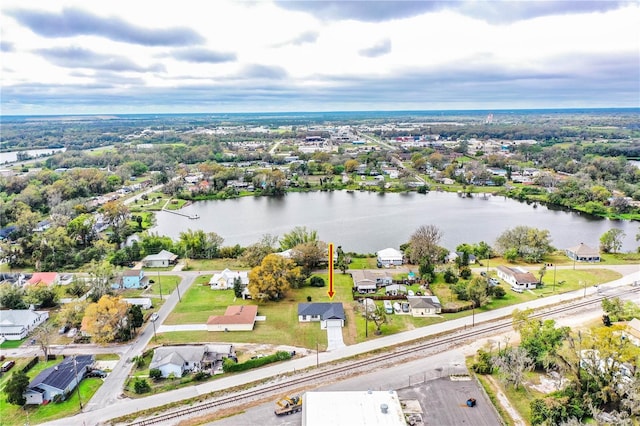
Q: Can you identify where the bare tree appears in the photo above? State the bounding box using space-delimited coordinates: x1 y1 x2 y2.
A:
33 321 56 359
408 224 443 265
492 346 534 389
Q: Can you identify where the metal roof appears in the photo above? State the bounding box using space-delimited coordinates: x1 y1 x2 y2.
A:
29 355 94 392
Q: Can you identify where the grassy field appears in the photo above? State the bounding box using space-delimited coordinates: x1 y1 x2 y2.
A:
183 259 249 270
158 273 363 350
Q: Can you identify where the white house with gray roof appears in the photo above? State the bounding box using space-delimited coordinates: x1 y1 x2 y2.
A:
149 344 236 378
297 303 345 329
0 309 49 341
24 355 94 404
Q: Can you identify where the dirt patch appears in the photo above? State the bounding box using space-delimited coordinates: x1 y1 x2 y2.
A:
527 372 566 394
343 302 359 344
233 343 310 362
485 375 526 426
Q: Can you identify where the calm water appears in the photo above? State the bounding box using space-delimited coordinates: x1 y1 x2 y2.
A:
0 148 66 164
151 191 639 254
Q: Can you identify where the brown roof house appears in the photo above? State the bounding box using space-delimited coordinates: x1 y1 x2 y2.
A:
496 266 539 290
565 243 600 263
206 305 258 332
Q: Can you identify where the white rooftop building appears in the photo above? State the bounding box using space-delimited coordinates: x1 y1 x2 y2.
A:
302 390 406 426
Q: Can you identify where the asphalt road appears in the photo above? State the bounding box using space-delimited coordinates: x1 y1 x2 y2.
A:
84 271 199 411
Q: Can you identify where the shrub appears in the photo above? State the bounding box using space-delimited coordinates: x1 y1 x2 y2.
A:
491 286 506 298
149 368 162 380
193 371 210 381
133 378 151 394
459 267 472 279
223 351 292 373
309 276 325 287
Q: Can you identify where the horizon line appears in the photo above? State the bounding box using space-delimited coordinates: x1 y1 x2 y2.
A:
3 106 640 118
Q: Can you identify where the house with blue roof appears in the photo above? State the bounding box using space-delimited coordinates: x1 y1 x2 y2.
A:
24 355 94 404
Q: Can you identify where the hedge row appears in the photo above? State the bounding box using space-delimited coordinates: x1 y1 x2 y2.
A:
223 351 291 373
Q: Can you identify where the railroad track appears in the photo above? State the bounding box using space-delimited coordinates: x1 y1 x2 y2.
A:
128 287 639 425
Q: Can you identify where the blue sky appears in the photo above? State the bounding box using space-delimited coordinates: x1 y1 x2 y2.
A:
1 0 639 115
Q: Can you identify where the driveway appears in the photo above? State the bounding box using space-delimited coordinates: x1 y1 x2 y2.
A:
326 323 345 351
157 324 207 332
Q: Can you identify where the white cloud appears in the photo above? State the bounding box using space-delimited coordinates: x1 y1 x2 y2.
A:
1 0 638 114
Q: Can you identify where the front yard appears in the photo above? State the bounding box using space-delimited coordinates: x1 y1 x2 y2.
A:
0 358 103 426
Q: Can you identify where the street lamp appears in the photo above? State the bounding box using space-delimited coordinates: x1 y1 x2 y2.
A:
176 281 182 302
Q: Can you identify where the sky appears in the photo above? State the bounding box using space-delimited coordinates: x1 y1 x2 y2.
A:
1 0 639 115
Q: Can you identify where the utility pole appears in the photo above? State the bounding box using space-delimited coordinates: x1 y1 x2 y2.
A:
151 316 157 341
316 341 319 368
73 356 83 410
157 271 162 300
472 304 476 327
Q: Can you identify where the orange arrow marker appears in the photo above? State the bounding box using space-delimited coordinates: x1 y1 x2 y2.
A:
328 243 335 299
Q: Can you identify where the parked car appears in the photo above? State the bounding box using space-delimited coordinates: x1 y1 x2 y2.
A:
480 271 487 277
488 278 499 286
1 361 15 373
59 325 70 335
67 328 78 337
87 369 107 378
150 313 159 322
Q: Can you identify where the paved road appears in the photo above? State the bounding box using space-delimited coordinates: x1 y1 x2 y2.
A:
40 266 640 426
84 271 199 411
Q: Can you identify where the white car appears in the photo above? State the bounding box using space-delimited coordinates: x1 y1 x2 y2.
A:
150 313 159 322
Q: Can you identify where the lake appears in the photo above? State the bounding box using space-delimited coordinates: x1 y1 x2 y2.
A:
0 148 67 164
150 191 639 254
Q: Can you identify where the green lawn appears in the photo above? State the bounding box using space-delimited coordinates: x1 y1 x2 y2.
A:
0 339 25 350
158 273 360 350
183 258 249 270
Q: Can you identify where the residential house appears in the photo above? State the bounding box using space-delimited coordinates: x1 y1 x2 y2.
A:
353 278 377 294
114 269 148 289
142 250 178 267
445 251 477 264
24 355 94 404
351 270 393 293
297 303 345 329
149 344 236 377
26 272 59 287
496 266 538 290
565 243 601 263
123 298 153 310
376 248 403 266
0 225 17 240
206 305 258 332
0 309 49 340
209 269 249 290
407 296 442 317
